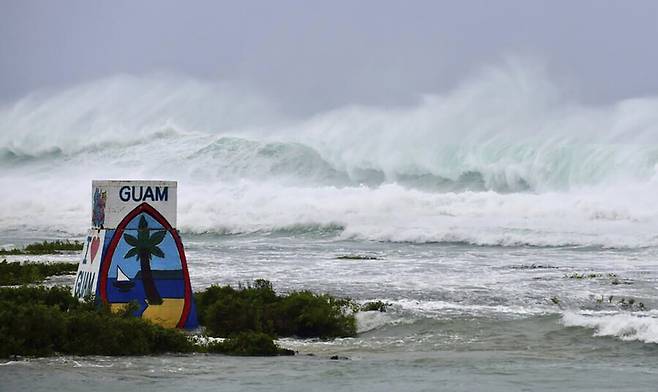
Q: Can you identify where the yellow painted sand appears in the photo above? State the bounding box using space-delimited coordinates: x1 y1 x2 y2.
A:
110 298 185 328
142 298 185 328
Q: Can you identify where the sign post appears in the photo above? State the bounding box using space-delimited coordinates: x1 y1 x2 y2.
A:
73 180 198 329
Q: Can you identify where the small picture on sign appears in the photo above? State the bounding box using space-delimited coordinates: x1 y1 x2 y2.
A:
92 188 107 227
113 266 135 292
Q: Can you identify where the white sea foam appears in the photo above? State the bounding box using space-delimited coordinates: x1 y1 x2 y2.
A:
561 311 658 344
390 298 545 318
355 310 403 333
2 61 658 248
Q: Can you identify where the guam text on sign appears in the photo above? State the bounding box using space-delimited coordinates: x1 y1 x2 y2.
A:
92 180 177 229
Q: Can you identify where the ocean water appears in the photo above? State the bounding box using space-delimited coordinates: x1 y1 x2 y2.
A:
2 65 658 390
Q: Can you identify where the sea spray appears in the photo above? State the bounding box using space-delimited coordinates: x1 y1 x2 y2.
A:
2 61 658 247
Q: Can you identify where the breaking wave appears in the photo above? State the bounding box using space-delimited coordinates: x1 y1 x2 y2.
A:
562 311 658 344
2 60 658 247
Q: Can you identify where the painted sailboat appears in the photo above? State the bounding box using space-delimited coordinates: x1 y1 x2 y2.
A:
112 266 135 292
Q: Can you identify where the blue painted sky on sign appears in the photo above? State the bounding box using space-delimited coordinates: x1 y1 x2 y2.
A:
108 213 182 279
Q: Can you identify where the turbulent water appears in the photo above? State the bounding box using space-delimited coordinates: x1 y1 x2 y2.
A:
3 64 658 390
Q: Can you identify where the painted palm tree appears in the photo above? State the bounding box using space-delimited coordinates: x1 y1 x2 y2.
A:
123 215 166 305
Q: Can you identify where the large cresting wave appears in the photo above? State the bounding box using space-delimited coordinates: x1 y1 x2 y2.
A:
1 60 658 247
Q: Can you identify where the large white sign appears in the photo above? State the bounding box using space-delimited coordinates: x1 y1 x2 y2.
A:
91 180 177 229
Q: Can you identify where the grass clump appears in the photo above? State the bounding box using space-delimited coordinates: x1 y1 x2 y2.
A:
607 296 647 311
207 332 294 356
564 272 631 285
565 272 601 280
195 279 356 339
511 264 558 270
0 286 195 358
0 260 78 285
0 240 83 256
336 255 381 260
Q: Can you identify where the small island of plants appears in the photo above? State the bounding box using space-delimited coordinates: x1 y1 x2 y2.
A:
0 240 84 256
0 261 362 359
0 260 78 285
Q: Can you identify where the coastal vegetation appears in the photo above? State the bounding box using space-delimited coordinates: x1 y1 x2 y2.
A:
195 279 357 339
0 279 357 359
0 286 193 358
0 260 78 285
360 300 390 312
207 332 295 356
0 240 83 255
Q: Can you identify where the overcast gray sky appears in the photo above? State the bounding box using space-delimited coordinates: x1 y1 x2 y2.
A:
1 0 658 114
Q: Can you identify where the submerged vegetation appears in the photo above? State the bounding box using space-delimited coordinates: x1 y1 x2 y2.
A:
0 240 83 255
549 293 648 311
207 332 294 356
510 264 559 270
600 295 647 311
0 280 356 359
335 254 381 260
565 272 606 279
551 271 643 310
564 272 631 285
0 260 78 285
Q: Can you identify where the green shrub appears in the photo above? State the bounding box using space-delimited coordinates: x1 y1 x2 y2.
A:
207 332 294 356
61 305 194 356
360 300 390 312
0 240 83 255
0 285 82 311
0 286 195 358
274 291 356 338
195 280 356 339
0 301 67 357
0 260 78 285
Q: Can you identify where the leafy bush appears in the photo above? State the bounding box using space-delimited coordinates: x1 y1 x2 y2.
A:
0 286 195 358
274 291 356 338
0 285 82 311
0 260 78 285
25 240 83 253
0 240 83 255
207 332 294 356
61 305 194 356
195 280 356 339
0 301 67 357
360 300 390 312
